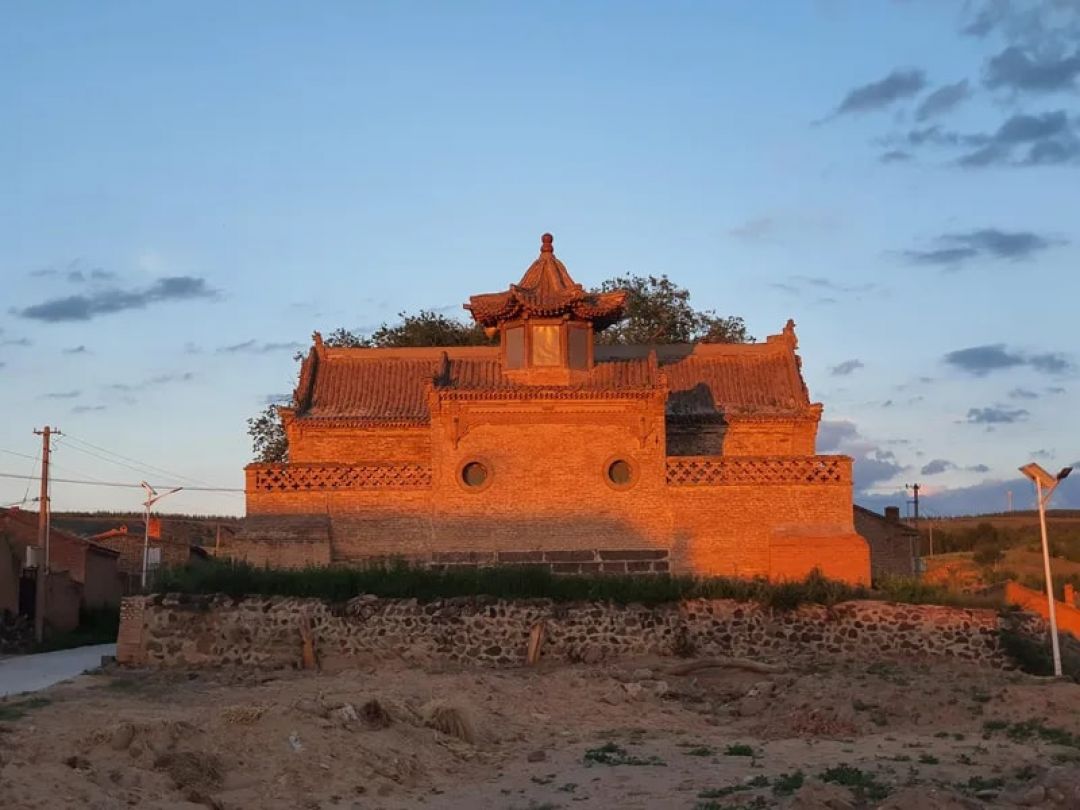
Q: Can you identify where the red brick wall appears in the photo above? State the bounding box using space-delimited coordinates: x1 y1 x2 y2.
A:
82 551 122 608
289 425 430 463
241 397 867 584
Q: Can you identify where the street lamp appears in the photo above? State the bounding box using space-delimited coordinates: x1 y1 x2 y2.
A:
140 481 183 590
1018 462 1073 678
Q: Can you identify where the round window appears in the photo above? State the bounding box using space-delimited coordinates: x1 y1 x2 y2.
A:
461 461 489 488
607 459 633 486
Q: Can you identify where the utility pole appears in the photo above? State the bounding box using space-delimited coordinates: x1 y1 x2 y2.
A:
33 426 60 644
906 482 920 525
140 481 183 590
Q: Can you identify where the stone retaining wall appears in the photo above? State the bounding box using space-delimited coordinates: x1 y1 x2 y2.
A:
116 593 1030 671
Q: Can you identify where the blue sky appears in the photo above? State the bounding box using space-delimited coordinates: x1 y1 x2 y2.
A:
1 0 1078 516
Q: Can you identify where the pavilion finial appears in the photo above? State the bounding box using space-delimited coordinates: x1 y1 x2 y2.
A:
540 233 554 253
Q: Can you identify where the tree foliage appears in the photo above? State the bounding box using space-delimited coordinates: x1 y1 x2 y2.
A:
247 403 289 463
593 274 752 345
248 275 750 460
327 310 494 349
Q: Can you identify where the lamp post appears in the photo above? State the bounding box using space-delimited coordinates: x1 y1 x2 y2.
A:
140 481 183 590
1018 462 1073 678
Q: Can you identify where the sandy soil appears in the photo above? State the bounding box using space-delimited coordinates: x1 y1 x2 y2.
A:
1 655 1079 809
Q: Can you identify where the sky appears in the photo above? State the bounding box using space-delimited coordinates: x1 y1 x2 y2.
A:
1 0 1078 517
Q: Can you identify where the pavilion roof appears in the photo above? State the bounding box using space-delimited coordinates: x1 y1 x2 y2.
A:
465 233 627 330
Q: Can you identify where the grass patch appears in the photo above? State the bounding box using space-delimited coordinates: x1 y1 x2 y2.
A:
0 696 51 721
684 745 715 757
772 771 805 796
819 764 890 802
153 560 997 610
33 606 119 653
961 775 1005 794
983 718 1080 748
582 742 665 767
724 743 755 757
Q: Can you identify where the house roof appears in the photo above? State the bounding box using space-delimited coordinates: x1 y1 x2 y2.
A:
465 233 627 330
853 504 919 535
0 507 120 557
289 323 815 425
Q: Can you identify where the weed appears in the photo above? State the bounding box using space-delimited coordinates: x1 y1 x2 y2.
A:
771 771 805 795
582 742 664 767
819 764 890 801
1013 764 1038 781
0 697 50 722
685 746 715 757
556 783 577 793
918 754 939 765
724 743 755 757
961 775 1005 794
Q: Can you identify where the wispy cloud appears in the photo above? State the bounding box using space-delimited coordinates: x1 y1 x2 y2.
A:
984 46 1080 94
944 344 1072 376
827 68 926 118
830 359 864 376
1 337 32 347
216 340 304 354
817 419 907 493
879 149 913 163
1008 387 1039 400
921 458 955 475
965 405 1029 424
16 276 219 322
904 227 1062 266
62 345 90 355
41 390 81 400
71 405 107 414
915 79 972 121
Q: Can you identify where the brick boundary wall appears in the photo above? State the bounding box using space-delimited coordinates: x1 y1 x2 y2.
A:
115 594 1048 671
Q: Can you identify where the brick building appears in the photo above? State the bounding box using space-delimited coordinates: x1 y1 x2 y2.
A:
0 507 122 631
81 522 209 591
231 234 870 583
853 505 921 580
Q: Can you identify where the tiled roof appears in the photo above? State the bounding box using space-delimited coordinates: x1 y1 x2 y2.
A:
293 329 812 424
466 234 626 329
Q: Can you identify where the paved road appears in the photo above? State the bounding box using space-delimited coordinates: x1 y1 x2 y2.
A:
0 643 116 698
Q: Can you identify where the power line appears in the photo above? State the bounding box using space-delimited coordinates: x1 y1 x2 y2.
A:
0 470 243 493
1 444 123 488
60 432 219 489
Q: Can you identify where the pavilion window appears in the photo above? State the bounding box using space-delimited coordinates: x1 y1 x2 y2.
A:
567 326 589 370
530 325 561 366
505 325 525 369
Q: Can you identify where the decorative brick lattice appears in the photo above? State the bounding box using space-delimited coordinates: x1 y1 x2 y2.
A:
253 464 432 492
666 456 850 486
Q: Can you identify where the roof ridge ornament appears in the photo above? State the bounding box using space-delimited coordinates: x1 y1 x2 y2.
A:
540 232 554 253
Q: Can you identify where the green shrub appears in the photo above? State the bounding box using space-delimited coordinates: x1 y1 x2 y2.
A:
152 559 997 610
819 764 890 801
35 606 120 653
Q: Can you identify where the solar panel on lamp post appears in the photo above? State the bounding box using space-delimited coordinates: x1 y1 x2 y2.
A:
140 481 183 590
1018 462 1073 678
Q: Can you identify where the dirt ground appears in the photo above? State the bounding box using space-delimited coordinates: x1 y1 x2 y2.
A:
1 654 1079 809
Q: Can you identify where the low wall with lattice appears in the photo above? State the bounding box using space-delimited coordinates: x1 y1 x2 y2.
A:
665 456 850 486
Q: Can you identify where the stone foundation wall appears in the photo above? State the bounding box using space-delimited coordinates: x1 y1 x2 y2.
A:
117 594 1022 671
